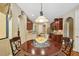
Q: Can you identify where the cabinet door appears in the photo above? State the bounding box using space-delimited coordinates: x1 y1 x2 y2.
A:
59 18 63 30
54 18 63 30
27 20 33 30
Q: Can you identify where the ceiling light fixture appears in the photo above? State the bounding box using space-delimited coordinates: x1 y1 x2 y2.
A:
35 3 48 23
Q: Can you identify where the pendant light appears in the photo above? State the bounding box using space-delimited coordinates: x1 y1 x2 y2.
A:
35 3 48 23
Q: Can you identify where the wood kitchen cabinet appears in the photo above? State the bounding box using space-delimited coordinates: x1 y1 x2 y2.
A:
50 18 63 30
58 18 63 30
54 18 63 30
27 18 33 30
49 18 63 43
49 33 63 43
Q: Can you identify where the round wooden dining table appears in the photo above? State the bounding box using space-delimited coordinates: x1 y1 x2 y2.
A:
21 40 62 56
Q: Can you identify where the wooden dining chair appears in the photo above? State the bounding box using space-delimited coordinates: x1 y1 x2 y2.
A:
61 37 74 56
10 37 23 56
55 37 74 56
54 50 66 56
10 37 30 56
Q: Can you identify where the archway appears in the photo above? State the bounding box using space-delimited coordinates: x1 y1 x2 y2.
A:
65 17 73 39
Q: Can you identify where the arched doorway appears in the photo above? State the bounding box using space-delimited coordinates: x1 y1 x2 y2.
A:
65 17 73 39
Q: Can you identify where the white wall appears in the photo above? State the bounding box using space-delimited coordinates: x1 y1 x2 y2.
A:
73 7 79 52
0 39 11 56
18 14 27 43
11 4 27 43
11 4 21 37
62 5 79 52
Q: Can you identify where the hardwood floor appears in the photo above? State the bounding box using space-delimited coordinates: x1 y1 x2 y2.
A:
71 51 79 56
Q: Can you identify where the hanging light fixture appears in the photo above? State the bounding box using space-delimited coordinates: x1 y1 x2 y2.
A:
35 3 48 23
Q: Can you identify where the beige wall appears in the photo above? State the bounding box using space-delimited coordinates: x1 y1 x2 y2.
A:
0 39 12 56
0 12 6 38
0 3 27 56
0 4 12 56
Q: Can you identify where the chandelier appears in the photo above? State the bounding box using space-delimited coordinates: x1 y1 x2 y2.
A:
35 3 48 23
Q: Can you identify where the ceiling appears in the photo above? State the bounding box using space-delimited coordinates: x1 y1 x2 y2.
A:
17 3 79 22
